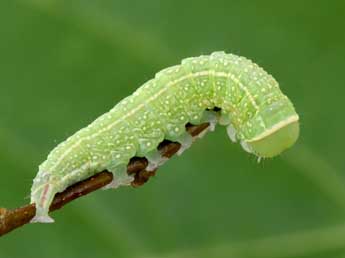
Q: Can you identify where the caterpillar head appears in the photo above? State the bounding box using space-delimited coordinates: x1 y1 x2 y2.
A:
243 116 299 158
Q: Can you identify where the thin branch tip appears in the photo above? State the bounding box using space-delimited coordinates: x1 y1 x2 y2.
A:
0 122 210 237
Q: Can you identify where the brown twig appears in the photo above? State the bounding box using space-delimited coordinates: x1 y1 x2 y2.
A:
0 123 210 237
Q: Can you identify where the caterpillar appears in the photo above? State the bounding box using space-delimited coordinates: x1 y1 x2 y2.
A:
30 51 299 223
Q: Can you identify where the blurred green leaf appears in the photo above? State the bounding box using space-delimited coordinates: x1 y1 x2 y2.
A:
1 0 345 257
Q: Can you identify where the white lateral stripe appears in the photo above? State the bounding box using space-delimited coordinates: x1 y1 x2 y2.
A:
246 115 299 142
50 70 257 171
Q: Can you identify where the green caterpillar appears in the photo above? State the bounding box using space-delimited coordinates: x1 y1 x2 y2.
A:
30 51 299 223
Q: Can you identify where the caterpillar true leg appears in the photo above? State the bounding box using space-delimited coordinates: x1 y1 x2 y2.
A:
226 124 237 143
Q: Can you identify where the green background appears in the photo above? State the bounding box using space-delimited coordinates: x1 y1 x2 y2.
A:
1 0 345 257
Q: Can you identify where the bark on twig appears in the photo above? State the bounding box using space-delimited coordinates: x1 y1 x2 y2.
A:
0 123 210 237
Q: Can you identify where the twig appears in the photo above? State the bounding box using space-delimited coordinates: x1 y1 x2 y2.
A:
0 123 210 237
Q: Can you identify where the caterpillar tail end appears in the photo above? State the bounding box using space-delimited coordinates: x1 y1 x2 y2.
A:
30 213 55 223
30 177 56 223
30 202 54 223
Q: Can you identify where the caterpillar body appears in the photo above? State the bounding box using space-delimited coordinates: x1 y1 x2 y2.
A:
30 51 299 223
